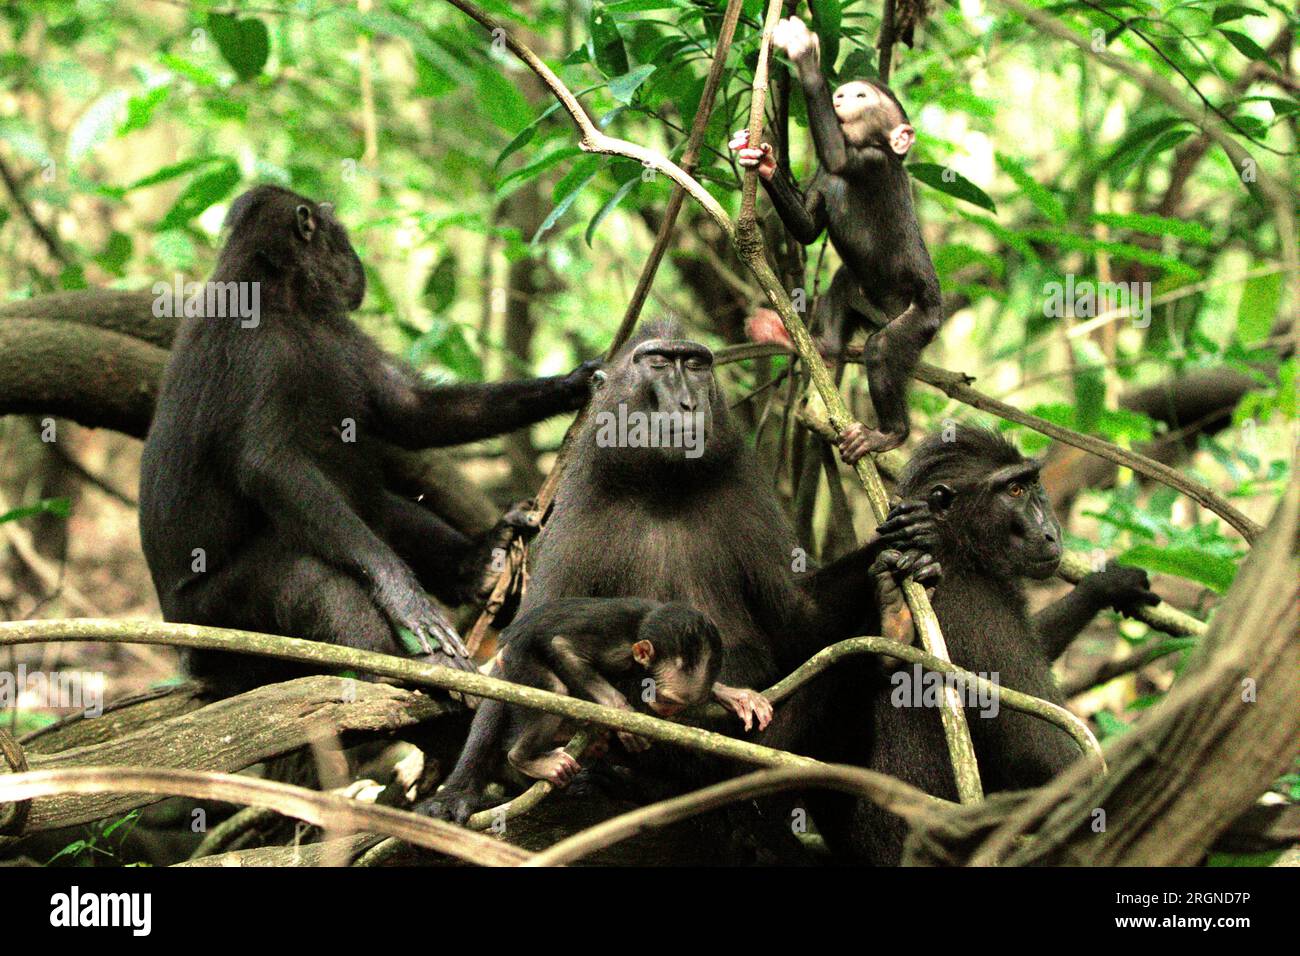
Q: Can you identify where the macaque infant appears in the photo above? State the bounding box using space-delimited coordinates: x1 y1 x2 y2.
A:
417 597 773 823
730 15 943 460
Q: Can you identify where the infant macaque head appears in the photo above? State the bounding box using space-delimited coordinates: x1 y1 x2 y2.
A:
831 79 915 156
631 603 722 718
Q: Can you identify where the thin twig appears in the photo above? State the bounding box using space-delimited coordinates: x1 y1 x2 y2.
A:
720 341 1264 543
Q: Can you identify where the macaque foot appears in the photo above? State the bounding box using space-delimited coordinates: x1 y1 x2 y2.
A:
838 421 906 463
712 682 774 732
416 789 482 825
515 747 582 787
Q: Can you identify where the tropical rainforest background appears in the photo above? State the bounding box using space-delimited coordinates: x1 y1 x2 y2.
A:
0 0 1294 866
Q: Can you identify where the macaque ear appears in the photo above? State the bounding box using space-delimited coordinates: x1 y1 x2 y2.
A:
294 204 317 242
888 123 915 156
928 483 956 512
631 639 656 667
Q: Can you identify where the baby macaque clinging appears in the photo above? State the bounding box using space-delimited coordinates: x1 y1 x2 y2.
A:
418 597 772 823
730 15 943 459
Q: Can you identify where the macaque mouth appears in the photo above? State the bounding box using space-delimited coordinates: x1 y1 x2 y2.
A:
649 700 685 717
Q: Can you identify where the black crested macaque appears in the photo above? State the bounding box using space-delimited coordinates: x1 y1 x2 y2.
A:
419 597 769 823
812 426 1161 864
518 320 939 861
139 185 598 696
731 15 942 459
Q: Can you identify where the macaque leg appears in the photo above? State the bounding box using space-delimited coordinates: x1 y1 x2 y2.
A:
507 714 581 786
712 682 774 732
859 301 943 454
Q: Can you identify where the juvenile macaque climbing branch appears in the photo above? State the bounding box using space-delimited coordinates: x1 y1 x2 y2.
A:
735 0 983 804
442 0 983 804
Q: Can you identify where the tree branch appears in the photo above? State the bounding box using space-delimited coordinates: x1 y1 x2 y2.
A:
440 0 983 804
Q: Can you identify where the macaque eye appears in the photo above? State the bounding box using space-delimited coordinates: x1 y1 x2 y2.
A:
685 358 708 370
646 357 669 369
1007 483 1025 498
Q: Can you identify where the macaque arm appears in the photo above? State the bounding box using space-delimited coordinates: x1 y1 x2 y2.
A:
801 74 854 174
237 439 406 586
1034 589 1103 661
763 165 828 244
795 500 938 642
546 637 630 710
365 353 590 449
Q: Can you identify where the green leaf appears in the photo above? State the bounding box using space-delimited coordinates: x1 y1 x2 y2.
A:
1071 340 1106 432
1211 4 1264 24
586 177 638 246
1088 212 1214 246
119 85 170 136
588 2 629 78
1104 118 1191 187
422 253 458 315
608 65 656 105
808 0 842 73
93 231 133 277
1217 28 1274 64
208 13 270 82
117 156 229 195
908 163 997 213
1119 543 1238 593
476 64 533 133
158 53 219 87
68 90 128 163
0 497 71 525
157 161 241 231
535 164 602 244
496 145 582 195
1235 269 1282 345
995 153 1065 223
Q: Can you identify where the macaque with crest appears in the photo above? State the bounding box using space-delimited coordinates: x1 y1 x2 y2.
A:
417 597 772 823
731 15 943 460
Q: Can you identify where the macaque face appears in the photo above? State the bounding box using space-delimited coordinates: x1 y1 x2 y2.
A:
632 640 720 717
831 80 915 156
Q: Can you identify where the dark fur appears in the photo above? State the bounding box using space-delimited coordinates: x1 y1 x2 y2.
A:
813 426 1157 863
139 185 594 696
420 597 723 823
763 69 942 448
518 321 937 861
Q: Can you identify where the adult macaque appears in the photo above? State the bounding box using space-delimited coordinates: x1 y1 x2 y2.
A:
139 185 598 696
419 597 771 823
731 15 942 459
810 426 1161 863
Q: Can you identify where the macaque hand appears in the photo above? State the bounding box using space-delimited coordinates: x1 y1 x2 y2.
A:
1080 561 1160 616
837 421 873 465
713 682 773 732
773 16 819 68
728 130 776 180
617 730 652 753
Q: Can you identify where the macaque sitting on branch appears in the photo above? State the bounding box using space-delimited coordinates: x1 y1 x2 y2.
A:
418 597 772 823
731 15 943 459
